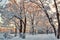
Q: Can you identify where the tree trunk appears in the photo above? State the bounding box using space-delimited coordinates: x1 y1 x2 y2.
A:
31 15 34 35
53 0 60 39
32 27 34 35
53 26 56 36
23 16 26 34
46 27 49 34
57 22 60 39
15 28 17 37
22 16 26 39
40 0 56 36
19 19 23 36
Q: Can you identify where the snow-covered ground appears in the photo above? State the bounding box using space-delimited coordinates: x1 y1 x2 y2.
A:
0 33 59 40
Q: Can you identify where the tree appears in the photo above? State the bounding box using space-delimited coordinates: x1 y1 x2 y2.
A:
30 0 56 36
53 0 60 39
39 0 56 36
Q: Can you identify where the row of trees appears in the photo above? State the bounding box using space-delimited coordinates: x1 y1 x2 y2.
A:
20 0 60 39
30 0 60 39
0 0 60 39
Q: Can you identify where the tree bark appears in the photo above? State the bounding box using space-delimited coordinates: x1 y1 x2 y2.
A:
31 14 34 35
22 16 26 39
23 16 26 34
53 0 60 39
19 19 22 34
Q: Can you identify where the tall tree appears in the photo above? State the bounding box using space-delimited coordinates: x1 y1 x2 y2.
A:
39 0 56 36
53 0 60 39
30 0 56 36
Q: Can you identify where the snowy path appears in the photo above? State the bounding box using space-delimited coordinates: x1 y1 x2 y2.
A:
10 34 58 40
0 33 59 40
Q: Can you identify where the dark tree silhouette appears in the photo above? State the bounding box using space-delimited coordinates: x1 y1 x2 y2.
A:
53 0 60 39
39 0 56 36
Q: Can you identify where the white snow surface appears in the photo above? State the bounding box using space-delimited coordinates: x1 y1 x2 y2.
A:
0 33 60 40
